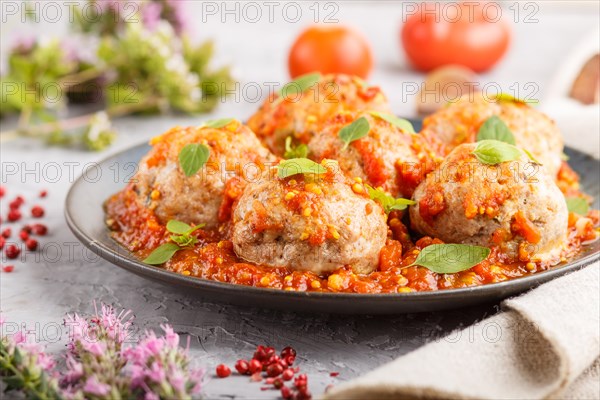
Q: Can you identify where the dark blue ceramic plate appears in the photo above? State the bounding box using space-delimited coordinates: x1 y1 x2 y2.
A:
65 120 599 314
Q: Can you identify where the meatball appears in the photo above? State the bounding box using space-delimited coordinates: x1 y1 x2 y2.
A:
409 143 569 264
247 74 391 155
420 92 564 177
231 161 388 275
132 121 276 228
308 111 439 198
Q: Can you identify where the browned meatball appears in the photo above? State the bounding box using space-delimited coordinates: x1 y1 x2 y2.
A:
231 161 388 275
132 121 276 228
409 143 569 264
247 74 391 155
308 111 439 198
420 92 564 177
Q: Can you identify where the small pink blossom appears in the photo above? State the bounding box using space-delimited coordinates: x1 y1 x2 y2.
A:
83 376 111 396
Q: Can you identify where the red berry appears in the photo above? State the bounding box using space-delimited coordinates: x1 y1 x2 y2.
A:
2 228 11 238
267 355 281 366
249 359 262 374
5 244 20 259
21 225 32 234
19 231 29 241
235 359 249 375
329 372 339 377
273 378 284 389
294 374 308 388
266 363 284 377
7 209 21 222
285 355 296 366
281 386 293 399
265 346 276 358
2 265 14 273
31 206 44 218
254 345 268 361
215 364 231 378
31 224 47 236
25 239 38 251
281 346 297 359
297 388 312 399
39 190 47 198
0 237 5 249
0 186 5 197
282 368 294 381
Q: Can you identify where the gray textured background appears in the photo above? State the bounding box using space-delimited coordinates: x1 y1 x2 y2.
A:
1 2 599 398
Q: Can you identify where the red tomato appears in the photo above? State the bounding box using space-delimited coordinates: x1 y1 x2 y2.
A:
401 2 511 72
288 26 373 79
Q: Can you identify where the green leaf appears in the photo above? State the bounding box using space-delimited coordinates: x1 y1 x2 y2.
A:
171 235 197 247
284 136 308 159
566 197 589 216
166 220 192 234
523 148 542 164
277 158 327 179
493 92 539 104
203 118 234 129
366 185 415 214
143 243 181 265
338 117 370 150
278 72 321 97
476 116 516 145
179 143 210 177
368 111 416 134
472 140 523 165
409 244 491 274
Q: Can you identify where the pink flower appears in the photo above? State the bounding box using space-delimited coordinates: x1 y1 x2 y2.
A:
82 340 105 357
148 361 166 383
161 324 179 347
83 376 111 397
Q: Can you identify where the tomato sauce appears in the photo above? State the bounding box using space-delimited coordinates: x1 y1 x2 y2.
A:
105 178 598 294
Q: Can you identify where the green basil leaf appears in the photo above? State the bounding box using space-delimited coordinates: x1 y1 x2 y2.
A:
339 117 370 150
366 185 415 214
143 242 181 265
171 235 197 247
523 148 542 164
493 92 539 104
566 197 589 216
284 136 308 159
277 158 327 179
476 116 516 145
203 118 234 129
409 244 491 274
166 220 192 234
368 111 416 134
179 143 210 177
472 140 522 165
278 72 321 97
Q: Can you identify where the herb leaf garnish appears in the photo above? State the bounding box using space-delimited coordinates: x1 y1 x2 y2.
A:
278 72 321 98
366 185 415 214
368 111 416 134
566 197 589 216
409 244 491 274
179 143 210 177
476 116 516 145
202 118 234 129
143 220 205 265
493 92 539 104
339 117 370 150
277 158 327 179
472 140 523 165
284 136 308 159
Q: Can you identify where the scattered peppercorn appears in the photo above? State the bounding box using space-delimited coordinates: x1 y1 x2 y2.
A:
31 206 45 218
7 209 21 222
39 190 48 198
215 364 231 378
2 265 14 273
282 368 294 381
31 224 48 236
5 244 20 259
19 231 29 241
248 359 262 374
0 186 5 197
25 239 38 251
2 228 11 238
0 237 5 249
21 225 32 234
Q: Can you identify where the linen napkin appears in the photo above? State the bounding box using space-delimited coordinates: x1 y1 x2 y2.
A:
324 262 600 400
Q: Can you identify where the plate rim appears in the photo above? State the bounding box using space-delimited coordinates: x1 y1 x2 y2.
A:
64 141 600 303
